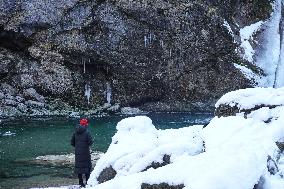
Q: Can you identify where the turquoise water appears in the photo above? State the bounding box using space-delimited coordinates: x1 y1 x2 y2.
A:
0 113 213 189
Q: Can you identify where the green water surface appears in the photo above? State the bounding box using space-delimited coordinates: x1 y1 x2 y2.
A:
0 113 212 189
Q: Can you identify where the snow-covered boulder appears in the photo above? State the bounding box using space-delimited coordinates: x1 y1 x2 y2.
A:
89 116 204 186
215 87 284 119
87 88 284 189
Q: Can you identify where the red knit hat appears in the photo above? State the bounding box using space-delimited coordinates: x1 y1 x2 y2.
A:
80 118 88 126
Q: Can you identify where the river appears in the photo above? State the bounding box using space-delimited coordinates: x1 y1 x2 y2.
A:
0 113 213 189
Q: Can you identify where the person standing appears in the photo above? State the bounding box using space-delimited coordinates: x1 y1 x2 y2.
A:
71 118 93 188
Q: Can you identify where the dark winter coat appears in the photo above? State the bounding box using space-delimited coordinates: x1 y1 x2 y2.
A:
71 125 93 174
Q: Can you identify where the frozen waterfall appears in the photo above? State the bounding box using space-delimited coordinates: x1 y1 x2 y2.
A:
255 0 284 88
275 1 284 87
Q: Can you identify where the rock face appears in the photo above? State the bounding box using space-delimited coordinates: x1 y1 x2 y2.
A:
0 0 273 116
142 154 171 172
215 103 279 118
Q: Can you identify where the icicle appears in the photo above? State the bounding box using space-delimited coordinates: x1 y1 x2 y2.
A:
153 33 156 40
144 36 148 47
160 40 164 48
84 84 91 104
83 59 86 74
169 48 172 57
106 82 112 104
149 33 152 43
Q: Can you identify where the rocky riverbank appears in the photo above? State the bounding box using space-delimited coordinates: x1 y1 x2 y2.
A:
0 85 146 117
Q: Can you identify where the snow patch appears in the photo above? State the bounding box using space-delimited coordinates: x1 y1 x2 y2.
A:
240 21 263 62
223 20 236 43
234 63 261 84
223 20 234 36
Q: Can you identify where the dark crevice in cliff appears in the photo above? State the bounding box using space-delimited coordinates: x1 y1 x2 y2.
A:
84 62 113 78
63 55 113 79
0 73 9 82
97 0 107 5
117 7 168 31
128 96 162 107
0 26 32 54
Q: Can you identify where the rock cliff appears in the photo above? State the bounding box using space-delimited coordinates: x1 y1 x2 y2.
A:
0 0 273 116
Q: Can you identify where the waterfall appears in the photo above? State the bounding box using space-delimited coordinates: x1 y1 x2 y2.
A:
255 0 282 87
106 82 111 104
274 1 284 87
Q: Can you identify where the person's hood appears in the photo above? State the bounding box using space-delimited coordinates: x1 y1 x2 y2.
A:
76 125 87 134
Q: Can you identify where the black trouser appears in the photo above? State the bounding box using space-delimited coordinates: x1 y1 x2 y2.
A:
78 173 90 186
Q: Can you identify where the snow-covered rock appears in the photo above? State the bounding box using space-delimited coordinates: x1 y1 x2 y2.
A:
89 116 203 185
215 87 284 118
